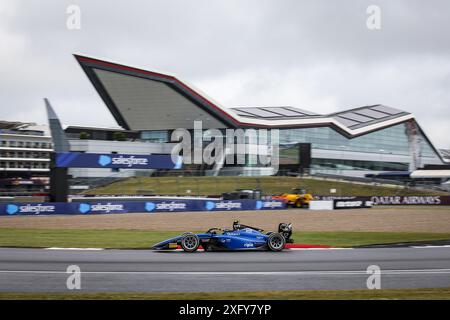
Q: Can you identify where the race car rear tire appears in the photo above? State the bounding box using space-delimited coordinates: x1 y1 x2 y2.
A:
294 200 303 208
181 233 200 252
267 233 286 251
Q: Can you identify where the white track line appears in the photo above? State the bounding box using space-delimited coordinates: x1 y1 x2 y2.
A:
288 248 353 250
45 248 104 251
411 245 450 249
1 269 450 275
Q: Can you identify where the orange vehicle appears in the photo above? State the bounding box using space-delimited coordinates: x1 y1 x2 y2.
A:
272 188 313 208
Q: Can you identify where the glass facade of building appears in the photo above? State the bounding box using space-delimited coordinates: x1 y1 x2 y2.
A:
136 123 442 173
140 130 169 143
279 122 441 171
280 123 437 158
310 158 408 171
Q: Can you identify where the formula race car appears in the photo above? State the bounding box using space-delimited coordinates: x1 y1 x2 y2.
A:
152 221 293 252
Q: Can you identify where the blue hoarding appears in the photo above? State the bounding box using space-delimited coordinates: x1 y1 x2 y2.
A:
55 152 182 169
0 203 70 216
0 199 286 216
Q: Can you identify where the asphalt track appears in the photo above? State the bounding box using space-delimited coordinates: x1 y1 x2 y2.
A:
0 247 450 292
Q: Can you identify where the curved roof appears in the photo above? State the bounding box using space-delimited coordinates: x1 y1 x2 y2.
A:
230 104 413 136
0 120 33 130
74 54 414 137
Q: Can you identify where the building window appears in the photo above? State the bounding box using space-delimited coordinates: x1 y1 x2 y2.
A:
279 123 439 160
140 130 169 143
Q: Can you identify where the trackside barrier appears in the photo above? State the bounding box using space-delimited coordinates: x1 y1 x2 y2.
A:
316 195 450 206
370 195 450 205
309 200 334 210
333 198 373 209
0 199 286 216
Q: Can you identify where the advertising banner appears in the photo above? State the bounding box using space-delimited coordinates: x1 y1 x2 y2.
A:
202 200 286 211
333 198 373 209
55 152 182 169
0 199 287 216
316 195 450 206
0 202 71 216
370 195 450 205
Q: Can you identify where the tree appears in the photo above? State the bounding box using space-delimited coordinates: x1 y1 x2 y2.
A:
79 132 90 140
113 131 127 141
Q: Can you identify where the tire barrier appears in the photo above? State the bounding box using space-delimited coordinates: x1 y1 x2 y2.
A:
0 199 286 216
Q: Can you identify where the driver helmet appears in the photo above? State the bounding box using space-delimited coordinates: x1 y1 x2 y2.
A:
279 223 292 232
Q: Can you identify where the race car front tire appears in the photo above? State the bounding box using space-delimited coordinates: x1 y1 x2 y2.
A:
181 233 200 252
267 233 286 251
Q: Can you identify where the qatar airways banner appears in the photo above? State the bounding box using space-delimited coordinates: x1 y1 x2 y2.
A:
370 195 450 205
55 152 182 169
316 195 450 205
0 199 286 216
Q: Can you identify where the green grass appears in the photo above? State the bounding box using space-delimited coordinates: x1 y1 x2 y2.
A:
1 288 450 300
0 229 449 248
0 229 180 249
86 176 448 197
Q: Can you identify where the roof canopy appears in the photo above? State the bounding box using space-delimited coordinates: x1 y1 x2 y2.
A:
75 54 414 137
0 120 33 130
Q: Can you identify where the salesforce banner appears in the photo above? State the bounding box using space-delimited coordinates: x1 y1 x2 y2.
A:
0 203 71 216
0 199 286 216
203 200 285 211
55 152 182 169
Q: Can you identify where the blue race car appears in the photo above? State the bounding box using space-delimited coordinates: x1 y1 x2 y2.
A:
152 221 293 252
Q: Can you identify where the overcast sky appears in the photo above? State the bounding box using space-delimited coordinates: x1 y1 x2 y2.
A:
1 0 449 148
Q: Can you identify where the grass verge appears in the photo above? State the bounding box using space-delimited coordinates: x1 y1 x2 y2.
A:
0 229 449 248
0 288 449 300
86 176 449 197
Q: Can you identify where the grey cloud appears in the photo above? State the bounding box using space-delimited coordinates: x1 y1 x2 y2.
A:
0 0 449 147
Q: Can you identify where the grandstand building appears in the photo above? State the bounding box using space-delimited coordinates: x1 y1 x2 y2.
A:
0 121 52 193
70 54 444 177
0 121 52 178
